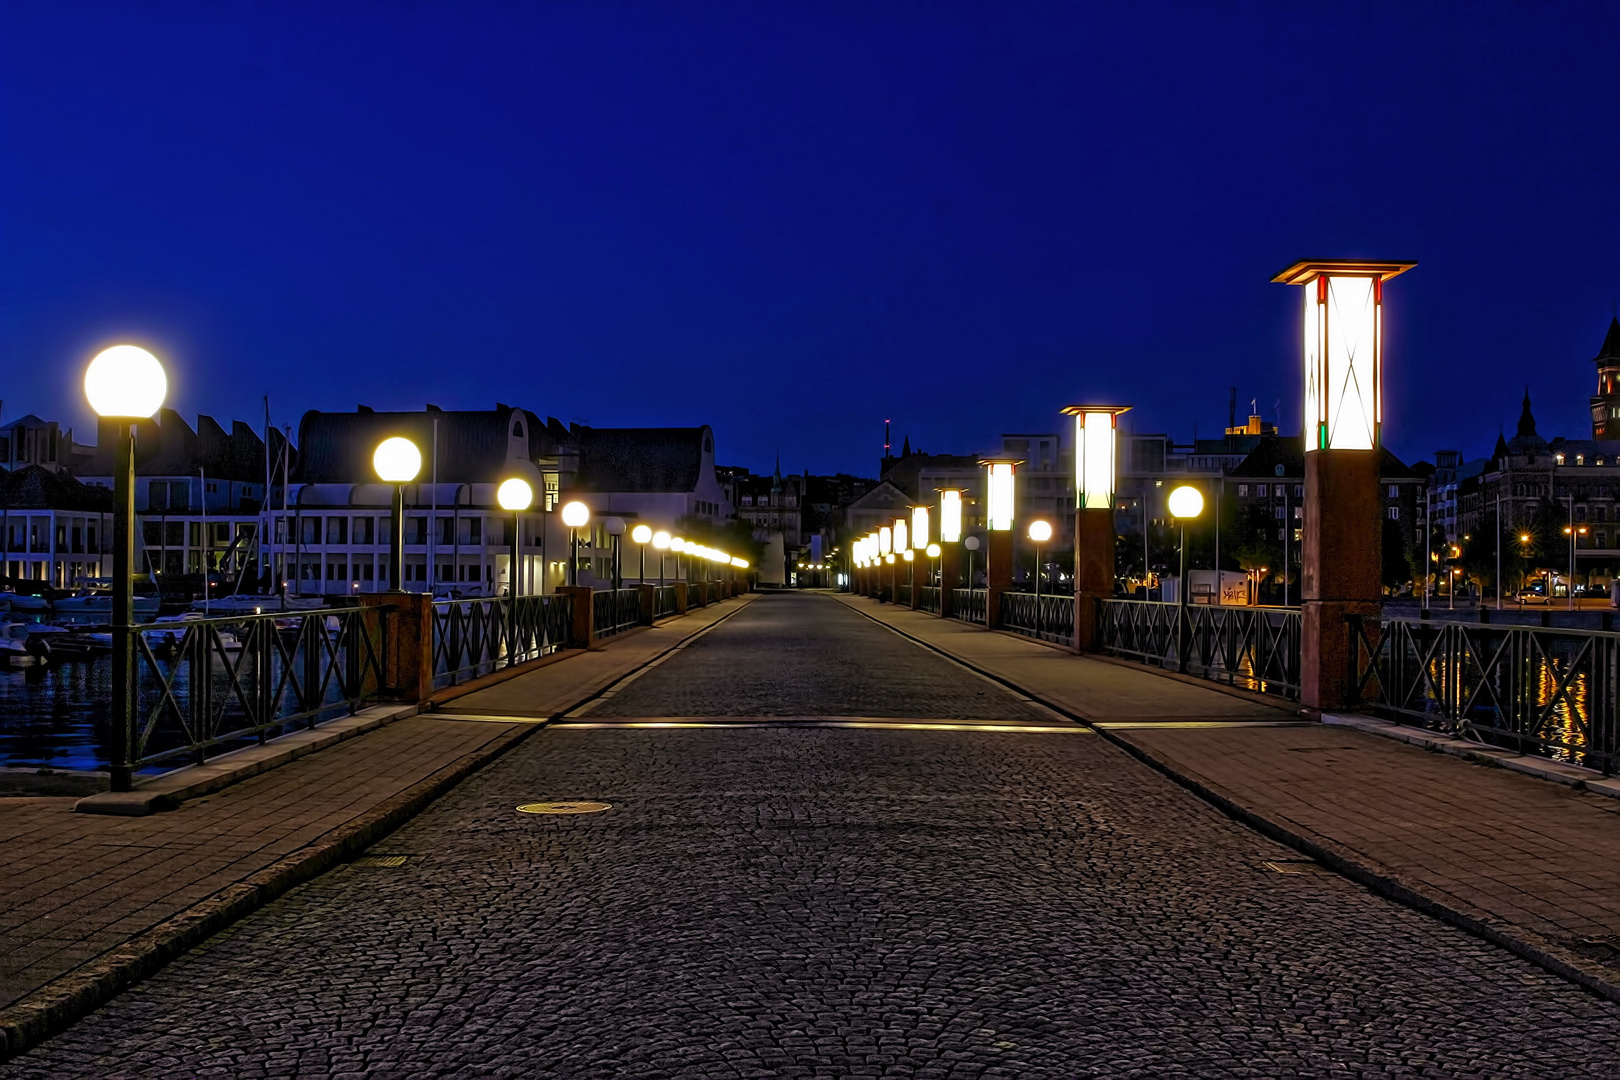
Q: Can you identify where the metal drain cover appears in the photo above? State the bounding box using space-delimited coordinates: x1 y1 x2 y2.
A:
352 854 408 867
517 801 612 815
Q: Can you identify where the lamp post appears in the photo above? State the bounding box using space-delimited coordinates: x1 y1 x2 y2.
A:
1168 485 1204 673
84 345 167 793
978 457 1022 627
964 535 981 592
1028 519 1052 639
373 436 422 592
561 501 590 587
496 477 533 664
632 524 652 584
1273 258 1415 711
605 517 626 591
653 529 670 588
1061 405 1130 651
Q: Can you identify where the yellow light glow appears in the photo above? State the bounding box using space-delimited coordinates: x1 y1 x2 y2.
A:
1027 519 1053 543
497 477 533 512
731 557 748 568
373 437 422 483
885 553 894 564
879 527 891 555
1168 485 1204 519
631 524 652 544
911 506 928 549
895 518 908 552
926 543 941 558
939 489 963 543
986 463 1015 531
84 345 167 419
1075 410 1119 509
561 500 590 528
653 530 671 549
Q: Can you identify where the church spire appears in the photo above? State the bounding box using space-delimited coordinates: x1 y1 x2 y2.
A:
1516 387 1538 439
1598 316 1620 362
1493 430 1510 462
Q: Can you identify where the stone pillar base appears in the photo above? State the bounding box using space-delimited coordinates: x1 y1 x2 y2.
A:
361 592 432 702
1301 599 1381 714
557 586 595 650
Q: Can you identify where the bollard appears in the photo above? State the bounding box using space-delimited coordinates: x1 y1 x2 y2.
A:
360 592 433 702
638 583 656 625
557 585 596 649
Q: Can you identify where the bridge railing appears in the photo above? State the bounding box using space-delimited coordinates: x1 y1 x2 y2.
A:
655 584 679 618
1097 599 1301 700
919 586 941 614
128 606 389 773
897 583 912 607
1349 616 1618 775
593 587 644 640
952 588 987 626
433 594 573 688
1000 590 1074 647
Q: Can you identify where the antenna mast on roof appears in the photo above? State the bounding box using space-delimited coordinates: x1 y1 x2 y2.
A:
884 418 890 458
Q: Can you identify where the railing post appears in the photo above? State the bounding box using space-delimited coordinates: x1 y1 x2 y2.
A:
558 585 595 648
674 581 689 614
985 529 1013 629
360 593 432 703
1301 449 1382 714
639 583 656 625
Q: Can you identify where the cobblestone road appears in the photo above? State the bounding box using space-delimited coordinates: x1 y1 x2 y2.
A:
7 593 1620 1078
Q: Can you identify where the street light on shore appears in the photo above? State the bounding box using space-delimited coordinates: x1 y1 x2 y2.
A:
497 477 533 599
653 529 670 587
632 524 652 584
1028 519 1052 638
85 344 167 794
1168 485 1203 672
561 500 590 586
374 436 422 593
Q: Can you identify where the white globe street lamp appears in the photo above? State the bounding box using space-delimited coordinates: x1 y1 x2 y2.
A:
85 344 168 792
560 501 590 586
1167 485 1205 672
631 524 652 586
497 478 533 602
1027 520 1054 637
373 437 422 592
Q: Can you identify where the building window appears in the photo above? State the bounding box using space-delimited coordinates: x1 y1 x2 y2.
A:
1257 484 1267 497
1577 455 1586 465
1237 485 1248 497
468 517 481 544
1294 485 1303 497
1600 531 1609 548
1557 455 1566 465
326 517 348 544
1274 506 1285 519
1387 507 1399 520
1387 485 1398 498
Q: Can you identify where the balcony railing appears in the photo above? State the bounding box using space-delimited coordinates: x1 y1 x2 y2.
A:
128 606 389 773
952 588 988 626
1349 616 1618 775
1001 590 1075 647
433 593 573 688
919 586 941 614
593 587 644 640
1097 599 1301 700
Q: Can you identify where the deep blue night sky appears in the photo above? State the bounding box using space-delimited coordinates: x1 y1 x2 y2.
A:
3 2 1618 477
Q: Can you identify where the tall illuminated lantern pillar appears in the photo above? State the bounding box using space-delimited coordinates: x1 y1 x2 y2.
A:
978 457 1021 628
1273 259 1416 712
908 505 929 609
1062 405 1130 653
936 489 964 618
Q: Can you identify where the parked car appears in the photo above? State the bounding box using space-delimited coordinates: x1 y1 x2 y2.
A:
1515 587 1550 605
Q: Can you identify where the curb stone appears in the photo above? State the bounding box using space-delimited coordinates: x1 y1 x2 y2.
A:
834 593 1620 1007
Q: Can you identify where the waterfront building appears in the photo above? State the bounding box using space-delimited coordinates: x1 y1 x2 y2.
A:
0 466 111 587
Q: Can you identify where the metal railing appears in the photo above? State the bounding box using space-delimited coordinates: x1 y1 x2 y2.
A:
128 606 388 773
953 588 988 626
919 586 941 614
1097 599 1301 700
897 583 912 607
594 587 644 640
655 584 678 618
689 583 707 608
1349 616 1618 775
1001 590 1075 646
433 593 573 688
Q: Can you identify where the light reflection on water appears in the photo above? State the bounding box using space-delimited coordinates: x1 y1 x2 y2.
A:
0 657 114 772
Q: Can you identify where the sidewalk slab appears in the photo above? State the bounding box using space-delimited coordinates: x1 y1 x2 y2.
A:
838 593 1620 1002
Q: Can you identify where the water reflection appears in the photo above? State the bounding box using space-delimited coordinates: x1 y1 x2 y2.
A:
0 657 113 771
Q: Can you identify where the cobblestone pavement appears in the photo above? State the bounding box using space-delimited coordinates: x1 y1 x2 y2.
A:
6 593 1620 1078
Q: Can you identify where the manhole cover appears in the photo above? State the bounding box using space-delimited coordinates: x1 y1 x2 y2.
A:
517 801 613 815
352 854 408 868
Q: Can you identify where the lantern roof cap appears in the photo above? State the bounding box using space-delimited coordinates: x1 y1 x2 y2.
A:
1271 259 1417 285
1058 404 1132 416
976 456 1025 466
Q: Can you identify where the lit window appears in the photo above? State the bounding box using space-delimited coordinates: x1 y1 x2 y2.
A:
1577 455 1586 465
1557 454 1566 465
1387 507 1399 520
1237 485 1248 497
1387 484 1398 497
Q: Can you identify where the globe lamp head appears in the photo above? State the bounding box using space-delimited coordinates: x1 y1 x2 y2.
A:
631 524 653 544
1168 485 1204 519
373 437 422 483
497 477 533 512
85 345 167 418
1027 520 1053 543
561 501 591 528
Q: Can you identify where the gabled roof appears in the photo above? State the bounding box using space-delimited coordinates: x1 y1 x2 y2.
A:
572 426 710 494
1227 436 1418 480
295 407 548 485
0 465 113 512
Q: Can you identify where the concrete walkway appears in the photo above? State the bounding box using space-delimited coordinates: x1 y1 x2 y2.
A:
837 594 1620 1001
0 595 752 1058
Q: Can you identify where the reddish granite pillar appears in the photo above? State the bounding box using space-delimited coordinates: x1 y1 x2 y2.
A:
1301 450 1382 712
